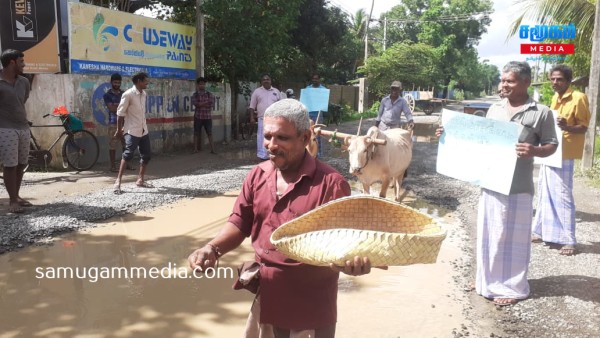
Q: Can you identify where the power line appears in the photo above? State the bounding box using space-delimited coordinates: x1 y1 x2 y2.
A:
328 0 359 18
383 11 492 24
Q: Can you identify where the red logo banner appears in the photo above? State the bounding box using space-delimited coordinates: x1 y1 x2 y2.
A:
520 44 574 54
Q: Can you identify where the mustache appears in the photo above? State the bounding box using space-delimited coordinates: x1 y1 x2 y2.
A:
267 150 285 157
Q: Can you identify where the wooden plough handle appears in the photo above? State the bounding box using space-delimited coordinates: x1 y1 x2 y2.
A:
313 127 387 145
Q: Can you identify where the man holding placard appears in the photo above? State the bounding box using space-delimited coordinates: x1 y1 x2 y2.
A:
476 62 558 306
437 61 558 306
301 73 330 158
306 73 326 157
532 64 591 256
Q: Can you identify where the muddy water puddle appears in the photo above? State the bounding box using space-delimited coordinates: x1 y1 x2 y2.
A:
0 194 256 337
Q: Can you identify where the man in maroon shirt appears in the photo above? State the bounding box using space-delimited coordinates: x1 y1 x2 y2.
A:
188 99 374 337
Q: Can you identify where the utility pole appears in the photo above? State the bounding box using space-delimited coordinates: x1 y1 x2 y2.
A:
364 0 375 61
195 0 204 77
383 16 387 51
582 0 600 169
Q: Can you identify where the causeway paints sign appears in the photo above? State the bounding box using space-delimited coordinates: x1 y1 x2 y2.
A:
519 24 575 57
69 2 196 79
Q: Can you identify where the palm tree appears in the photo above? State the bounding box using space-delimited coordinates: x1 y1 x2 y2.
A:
351 9 368 74
351 9 368 38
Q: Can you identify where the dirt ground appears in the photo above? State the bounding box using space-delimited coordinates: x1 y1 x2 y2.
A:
1 111 599 337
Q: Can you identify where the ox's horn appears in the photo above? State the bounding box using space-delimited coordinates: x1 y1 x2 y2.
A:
357 117 363 136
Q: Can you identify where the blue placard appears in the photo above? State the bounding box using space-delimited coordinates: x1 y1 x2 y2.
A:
300 88 330 112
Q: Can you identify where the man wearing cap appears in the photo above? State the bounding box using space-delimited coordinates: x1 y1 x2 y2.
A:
375 81 414 131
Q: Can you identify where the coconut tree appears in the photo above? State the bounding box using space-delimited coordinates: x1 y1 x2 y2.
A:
351 9 368 73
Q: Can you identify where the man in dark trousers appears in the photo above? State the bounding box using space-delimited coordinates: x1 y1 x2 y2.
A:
191 77 216 154
103 73 133 172
113 72 152 194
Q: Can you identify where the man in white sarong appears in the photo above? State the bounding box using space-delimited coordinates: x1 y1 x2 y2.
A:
438 61 558 306
478 61 558 306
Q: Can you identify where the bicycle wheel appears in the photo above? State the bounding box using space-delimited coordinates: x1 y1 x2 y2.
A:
62 130 99 171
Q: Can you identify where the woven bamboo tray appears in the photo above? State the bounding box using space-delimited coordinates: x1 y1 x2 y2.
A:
270 195 446 266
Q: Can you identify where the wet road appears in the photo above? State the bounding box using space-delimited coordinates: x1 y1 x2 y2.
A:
0 113 475 337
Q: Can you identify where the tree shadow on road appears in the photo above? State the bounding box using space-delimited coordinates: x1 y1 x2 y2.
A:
575 210 600 223
528 275 600 302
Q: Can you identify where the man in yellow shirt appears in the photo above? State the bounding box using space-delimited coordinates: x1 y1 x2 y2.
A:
532 64 591 255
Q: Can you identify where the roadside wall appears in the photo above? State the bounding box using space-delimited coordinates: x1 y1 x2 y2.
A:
25 74 231 168
276 82 361 111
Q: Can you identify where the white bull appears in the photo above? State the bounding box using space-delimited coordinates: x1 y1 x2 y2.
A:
346 126 412 201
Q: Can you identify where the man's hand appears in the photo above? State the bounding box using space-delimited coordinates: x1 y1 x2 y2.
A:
516 142 534 158
407 120 415 130
435 125 444 137
330 256 386 276
113 129 123 139
188 244 219 272
249 110 257 124
557 117 568 131
374 121 380 128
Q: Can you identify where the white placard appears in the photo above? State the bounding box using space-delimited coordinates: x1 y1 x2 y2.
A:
534 110 562 168
437 109 519 195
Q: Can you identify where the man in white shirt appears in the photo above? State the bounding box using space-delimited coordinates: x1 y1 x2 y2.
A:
113 72 151 194
249 74 281 160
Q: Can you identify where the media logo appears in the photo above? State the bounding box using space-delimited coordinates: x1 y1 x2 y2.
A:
519 23 575 55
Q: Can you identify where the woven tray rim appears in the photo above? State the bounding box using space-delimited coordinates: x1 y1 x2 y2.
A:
270 195 447 266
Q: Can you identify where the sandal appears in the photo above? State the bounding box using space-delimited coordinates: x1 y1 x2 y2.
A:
493 298 520 306
559 245 576 256
136 181 154 188
531 234 543 243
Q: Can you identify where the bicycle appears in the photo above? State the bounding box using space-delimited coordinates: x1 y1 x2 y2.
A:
28 106 99 172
